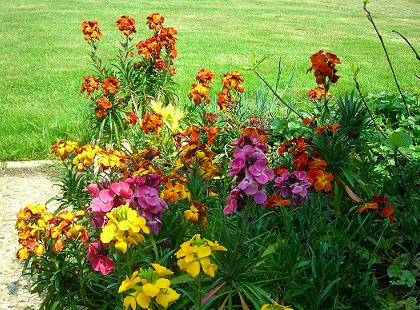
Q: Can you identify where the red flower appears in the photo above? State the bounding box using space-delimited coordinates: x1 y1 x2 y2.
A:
307 50 340 86
116 16 136 36
307 170 334 192
81 76 99 97
146 13 165 30
264 194 291 208
101 77 120 95
97 97 112 109
81 20 102 41
196 68 215 84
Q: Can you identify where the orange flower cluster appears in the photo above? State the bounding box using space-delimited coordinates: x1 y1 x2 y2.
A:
96 97 112 118
96 149 128 172
307 50 340 87
81 76 100 97
136 13 177 72
125 111 138 125
184 200 208 227
264 194 291 208
218 71 245 112
188 68 215 105
72 144 102 171
116 15 136 36
146 13 165 31
81 20 102 41
308 87 331 101
102 76 120 95
315 124 341 136
302 115 317 126
359 195 395 224
278 136 334 192
131 148 162 176
161 181 190 203
16 206 88 259
16 204 53 259
46 210 88 253
141 113 164 134
51 140 78 160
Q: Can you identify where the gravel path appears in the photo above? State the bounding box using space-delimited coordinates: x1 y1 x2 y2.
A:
0 166 59 310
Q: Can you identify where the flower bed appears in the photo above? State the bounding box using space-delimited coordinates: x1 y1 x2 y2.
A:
15 12 419 310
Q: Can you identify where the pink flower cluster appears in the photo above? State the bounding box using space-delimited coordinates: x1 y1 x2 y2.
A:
274 169 312 205
224 133 274 214
87 173 168 233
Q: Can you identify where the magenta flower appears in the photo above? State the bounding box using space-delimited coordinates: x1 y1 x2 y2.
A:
248 159 275 184
86 242 114 276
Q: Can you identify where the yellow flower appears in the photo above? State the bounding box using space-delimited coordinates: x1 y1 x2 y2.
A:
261 302 294 310
51 140 78 160
175 234 227 277
150 99 184 133
73 144 101 171
96 149 127 172
120 265 180 309
100 204 150 253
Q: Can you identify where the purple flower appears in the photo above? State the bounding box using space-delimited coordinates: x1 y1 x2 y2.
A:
248 159 275 184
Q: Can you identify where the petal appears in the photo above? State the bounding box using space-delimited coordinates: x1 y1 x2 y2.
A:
197 245 211 258
186 261 201 277
155 278 170 289
142 283 160 297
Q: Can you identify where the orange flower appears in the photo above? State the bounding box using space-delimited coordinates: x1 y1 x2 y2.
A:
102 77 120 95
204 112 218 124
95 107 108 118
146 13 165 30
184 201 208 227
136 37 162 60
358 202 378 214
81 76 99 97
264 194 291 208
316 124 341 136
116 15 136 36
222 71 245 92
309 158 327 171
240 127 269 144
303 115 317 125
51 140 78 160
379 205 394 224
141 113 164 134
196 68 215 84
217 87 235 112
307 170 334 192
81 20 102 41
155 58 168 71
97 97 112 109
198 161 219 181
161 181 190 203
308 87 331 101
125 111 138 125
188 83 211 105
203 126 220 145
307 50 340 86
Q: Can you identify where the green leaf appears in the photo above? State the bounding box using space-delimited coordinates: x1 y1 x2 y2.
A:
170 274 194 285
387 131 413 149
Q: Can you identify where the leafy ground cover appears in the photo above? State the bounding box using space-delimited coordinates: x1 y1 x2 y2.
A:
14 10 419 310
0 0 419 160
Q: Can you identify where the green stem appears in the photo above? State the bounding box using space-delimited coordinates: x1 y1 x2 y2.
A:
150 235 160 262
196 275 202 310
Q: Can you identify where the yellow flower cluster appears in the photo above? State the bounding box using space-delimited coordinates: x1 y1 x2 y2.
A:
175 234 227 277
150 99 184 133
100 204 150 253
96 149 127 172
73 144 101 171
160 181 190 203
16 204 53 259
50 140 78 160
119 263 180 309
261 303 294 310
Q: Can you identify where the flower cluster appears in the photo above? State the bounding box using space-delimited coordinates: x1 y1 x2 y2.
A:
315 123 341 136
188 68 215 105
358 195 395 224
161 181 190 203
102 76 120 95
116 15 136 36
150 99 184 133
16 206 87 259
16 204 53 259
307 86 331 101
306 50 340 86
273 169 311 206
278 136 334 193
81 76 100 98
86 241 115 275
46 210 88 253
81 20 102 41
176 234 227 277
118 264 180 309
224 128 274 214
218 70 245 112
100 204 150 253
141 113 164 134
89 174 168 233
50 140 78 160
184 200 208 227
136 13 177 72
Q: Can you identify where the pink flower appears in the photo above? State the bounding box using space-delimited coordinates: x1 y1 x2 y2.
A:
86 242 114 275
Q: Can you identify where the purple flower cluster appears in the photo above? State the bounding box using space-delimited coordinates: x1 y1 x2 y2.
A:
274 169 311 205
87 173 168 233
224 134 274 214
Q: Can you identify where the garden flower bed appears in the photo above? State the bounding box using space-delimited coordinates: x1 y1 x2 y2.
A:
14 10 419 310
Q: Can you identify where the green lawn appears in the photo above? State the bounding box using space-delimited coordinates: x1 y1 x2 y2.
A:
0 0 418 160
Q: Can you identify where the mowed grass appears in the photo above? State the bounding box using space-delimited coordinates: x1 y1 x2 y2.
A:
0 0 418 160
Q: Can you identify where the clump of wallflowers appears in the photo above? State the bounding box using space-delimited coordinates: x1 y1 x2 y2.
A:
176 234 227 277
225 128 274 214
306 50 340 100
16 204 53 259
116 15 136 36
359 195 395 224
81 20 102 41
100 204 150 253
50 140 78 160
188 68 215 105
118 263 180 309
218 70 245 112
